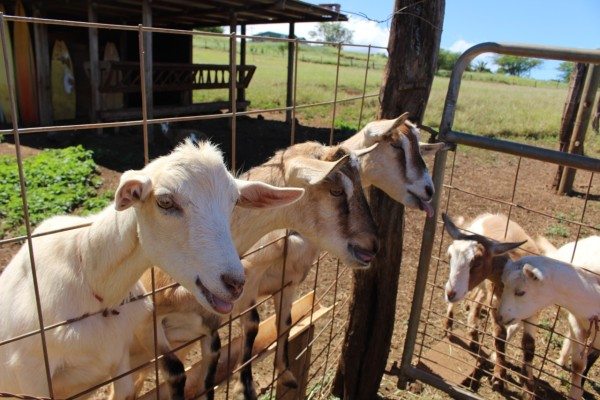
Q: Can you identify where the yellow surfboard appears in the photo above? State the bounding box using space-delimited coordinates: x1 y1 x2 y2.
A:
101 42 124 110
51 40 76 120
0 4 16 124
13 0 39 126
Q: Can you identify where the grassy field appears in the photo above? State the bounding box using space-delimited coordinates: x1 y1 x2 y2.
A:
191 35 599 155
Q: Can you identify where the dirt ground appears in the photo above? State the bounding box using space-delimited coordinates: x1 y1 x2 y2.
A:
1 114 599 400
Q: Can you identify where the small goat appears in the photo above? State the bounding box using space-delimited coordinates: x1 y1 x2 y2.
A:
0 141 301 399
442 213 538 396
500 236 600 399
499 237 600 400
130 145 379 399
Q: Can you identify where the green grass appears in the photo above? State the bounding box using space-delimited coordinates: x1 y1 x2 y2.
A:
191 34 600 157
0 146 109 238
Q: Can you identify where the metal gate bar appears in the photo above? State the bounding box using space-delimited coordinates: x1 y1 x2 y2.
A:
399 42 600 398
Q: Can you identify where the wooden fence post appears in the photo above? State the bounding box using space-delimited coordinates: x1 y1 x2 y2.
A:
558 64 600 194
552 63 587 190
331 1 445 399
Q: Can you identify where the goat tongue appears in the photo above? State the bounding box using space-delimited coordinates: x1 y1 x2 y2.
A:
419 199 435 218
212 296 233 314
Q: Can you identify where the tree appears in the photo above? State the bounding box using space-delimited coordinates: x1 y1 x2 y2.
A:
558 61 575 82
332 0 445 398
308 22 353 44
437 48 460 71
473 60 491 73
495 55 542 76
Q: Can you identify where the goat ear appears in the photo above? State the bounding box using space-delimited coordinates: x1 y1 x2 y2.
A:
522 263 544 281
286 155 351 185
419 141 452 157
115 171 152 211
353 143 379 158
489 240 527 256
362 112 409 143
236 179 304 209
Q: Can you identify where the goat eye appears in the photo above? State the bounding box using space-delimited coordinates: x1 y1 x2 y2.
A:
390 142 403 150
515 290 525 297
156 195 174 210
330 187 344 197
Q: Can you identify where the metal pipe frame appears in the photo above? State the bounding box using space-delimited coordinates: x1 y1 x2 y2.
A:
399 42 600 397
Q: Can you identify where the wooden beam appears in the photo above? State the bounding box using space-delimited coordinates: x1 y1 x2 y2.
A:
228 12 237 114
32 5 52 125
285 22 295 123
87 1 100 122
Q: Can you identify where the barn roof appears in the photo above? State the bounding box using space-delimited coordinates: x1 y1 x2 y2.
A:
12 0 347 28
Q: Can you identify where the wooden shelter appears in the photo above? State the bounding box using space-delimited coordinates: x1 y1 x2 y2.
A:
1 0 346 126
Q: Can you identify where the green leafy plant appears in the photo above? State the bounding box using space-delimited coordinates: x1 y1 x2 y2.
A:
0 146 106 238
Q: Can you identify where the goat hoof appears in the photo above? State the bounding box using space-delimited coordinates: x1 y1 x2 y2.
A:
492 377 504 392
280 370 298 389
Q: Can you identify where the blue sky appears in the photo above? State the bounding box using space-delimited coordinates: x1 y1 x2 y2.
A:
338 0 600 80
246 1 599 80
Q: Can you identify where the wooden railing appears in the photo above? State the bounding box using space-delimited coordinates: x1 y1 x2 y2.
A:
84 61 256 93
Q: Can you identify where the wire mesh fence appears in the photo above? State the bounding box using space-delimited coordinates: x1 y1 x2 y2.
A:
0 11 387 400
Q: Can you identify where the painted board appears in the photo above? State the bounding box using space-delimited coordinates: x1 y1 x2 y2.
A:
51 40 76 120
13 0 39 126
0 4 15 124
101 42 124 110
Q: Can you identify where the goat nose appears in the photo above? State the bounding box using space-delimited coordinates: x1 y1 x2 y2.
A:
221 274 245 299
425 185 434 199
446 289 456 301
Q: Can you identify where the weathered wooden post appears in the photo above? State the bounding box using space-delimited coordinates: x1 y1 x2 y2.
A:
558 64 600 194
332 1 445 399
552 63 587 190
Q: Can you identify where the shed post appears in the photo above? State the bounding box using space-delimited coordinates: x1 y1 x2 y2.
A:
238 24 246 106
87 1 100 125
32 5 52 126
229 13 237 115
332 1 445 398
142 0 154 142
558 64 600 194
286 22 295 123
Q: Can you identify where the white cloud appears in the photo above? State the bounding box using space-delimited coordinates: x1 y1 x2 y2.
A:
449 39 473 53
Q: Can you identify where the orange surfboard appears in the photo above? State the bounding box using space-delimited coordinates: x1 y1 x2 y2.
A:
13 0 39 126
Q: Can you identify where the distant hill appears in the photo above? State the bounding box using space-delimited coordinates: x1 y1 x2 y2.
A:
252 31 305 41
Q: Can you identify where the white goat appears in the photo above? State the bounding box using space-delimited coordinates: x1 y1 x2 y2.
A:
499 237 600 400
442 213 538 397
0 141 302 399
130 145 380 399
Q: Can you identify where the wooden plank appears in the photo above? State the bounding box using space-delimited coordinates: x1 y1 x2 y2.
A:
276 324 313 400
138 291 331 400
238 24 246 104
32 6 52 126
416 331 487 389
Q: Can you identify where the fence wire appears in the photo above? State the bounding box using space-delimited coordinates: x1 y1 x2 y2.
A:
0 11 386 400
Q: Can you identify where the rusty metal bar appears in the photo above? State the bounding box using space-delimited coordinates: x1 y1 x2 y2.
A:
0 13 54 398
